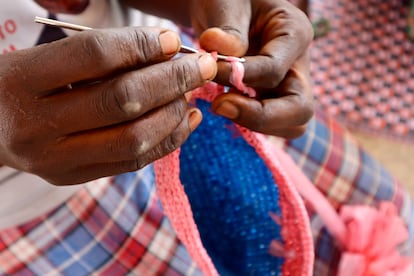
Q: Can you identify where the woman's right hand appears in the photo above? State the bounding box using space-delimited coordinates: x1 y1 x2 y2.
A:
0 27 217 185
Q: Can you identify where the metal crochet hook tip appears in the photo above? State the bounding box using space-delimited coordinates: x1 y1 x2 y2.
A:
179 45 246 63
34 16 246 63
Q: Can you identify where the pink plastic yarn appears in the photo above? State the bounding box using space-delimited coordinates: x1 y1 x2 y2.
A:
337 203 412 276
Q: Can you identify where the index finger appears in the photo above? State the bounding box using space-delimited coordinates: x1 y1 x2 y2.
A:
3 27 181 95
214 0 313 89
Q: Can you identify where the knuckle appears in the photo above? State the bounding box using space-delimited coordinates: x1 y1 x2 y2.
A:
139 59 200 103
79 32 109 67
266 63 286 88
256 59 286 88
132 137 151 157
107 77 141 119
118 128 147 157
296 11 314 43
282 7 314 47
80 29 156 69
303 22 315 44
115 99 188 159
162 110 191 152
165 97 188 119
170 59 200 93
131 28 157 63
123 126 163 161
291 23 313 47
133 158 148 172
163 128 188 153
271 72 286 88
80 28 161 69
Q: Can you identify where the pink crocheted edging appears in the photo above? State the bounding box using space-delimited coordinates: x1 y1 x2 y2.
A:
249 133 314 275
154 149 218 275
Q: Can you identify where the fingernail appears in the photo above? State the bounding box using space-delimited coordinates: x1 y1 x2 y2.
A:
159 31 180 56
188 108 202 131
214 101 239 119
198 54 217 80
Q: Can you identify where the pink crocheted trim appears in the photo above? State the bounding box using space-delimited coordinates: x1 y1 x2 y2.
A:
154 57 314 275
154 151 218 276
241 131 314 275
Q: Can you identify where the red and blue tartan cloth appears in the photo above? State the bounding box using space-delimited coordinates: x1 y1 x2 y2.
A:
284 108 414 274
0 106 412 276
0 167 202 276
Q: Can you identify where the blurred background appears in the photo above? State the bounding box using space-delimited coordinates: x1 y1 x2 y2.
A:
301 0 414 195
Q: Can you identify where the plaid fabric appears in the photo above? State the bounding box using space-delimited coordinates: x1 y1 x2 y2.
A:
284 107 414 275
0 107 412 275
0 166 201 276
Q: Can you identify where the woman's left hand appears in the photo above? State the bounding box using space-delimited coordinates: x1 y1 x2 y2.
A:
191 0 314 138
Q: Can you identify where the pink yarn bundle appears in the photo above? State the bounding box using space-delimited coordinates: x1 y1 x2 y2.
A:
337 203 412 276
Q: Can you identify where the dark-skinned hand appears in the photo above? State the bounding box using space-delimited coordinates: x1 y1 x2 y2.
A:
191 0 314 138
0 27 217 185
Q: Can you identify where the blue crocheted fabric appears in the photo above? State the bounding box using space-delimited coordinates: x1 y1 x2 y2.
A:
179 100 284 275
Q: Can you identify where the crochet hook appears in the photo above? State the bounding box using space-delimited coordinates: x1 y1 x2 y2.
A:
34 16 246 63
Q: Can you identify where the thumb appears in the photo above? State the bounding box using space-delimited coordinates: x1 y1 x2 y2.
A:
194 0 251 56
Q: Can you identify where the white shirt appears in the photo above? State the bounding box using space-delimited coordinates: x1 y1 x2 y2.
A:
0 166 81 229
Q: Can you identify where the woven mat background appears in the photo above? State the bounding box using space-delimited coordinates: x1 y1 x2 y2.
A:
309 0 414 142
